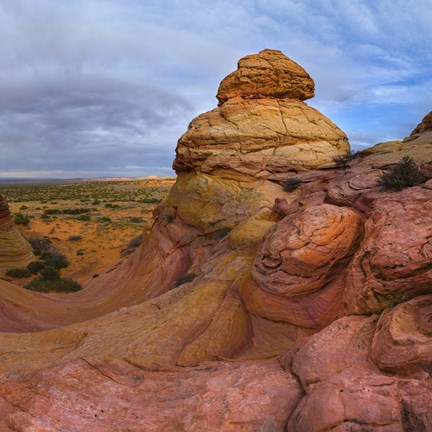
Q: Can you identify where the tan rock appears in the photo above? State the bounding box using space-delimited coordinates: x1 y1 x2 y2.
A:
216 49 314 105
410 110 432 137
0 195 34 272
174 98 349 177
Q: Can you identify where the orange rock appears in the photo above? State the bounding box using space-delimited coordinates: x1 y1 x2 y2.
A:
243 204 364 328
216 49 314 105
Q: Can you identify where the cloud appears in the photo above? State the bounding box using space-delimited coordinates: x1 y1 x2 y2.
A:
0 0 431 177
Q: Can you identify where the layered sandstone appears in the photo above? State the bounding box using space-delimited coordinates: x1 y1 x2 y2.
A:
173 49 349 178
0 55 432 431
0 195 34 272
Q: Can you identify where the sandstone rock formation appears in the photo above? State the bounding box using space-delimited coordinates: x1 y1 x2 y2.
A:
0 195 34 272
173 49 349 178
0 54 432 431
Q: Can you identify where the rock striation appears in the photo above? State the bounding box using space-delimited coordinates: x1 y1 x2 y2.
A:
0 53 432 431
0 195 34 272
173 49 349 179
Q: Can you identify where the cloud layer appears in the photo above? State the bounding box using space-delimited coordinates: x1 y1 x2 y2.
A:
0 0 431 177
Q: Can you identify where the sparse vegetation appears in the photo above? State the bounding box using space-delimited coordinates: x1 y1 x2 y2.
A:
378 156 426 191
68 235 82 241
41 252 69 269
41 266 60 280
27 261 45 274
283 178 300 192
5 268 32 278
25 278 82 293
385 293 406 308
334 150 357 169
175 273 197 287
14 212 30 226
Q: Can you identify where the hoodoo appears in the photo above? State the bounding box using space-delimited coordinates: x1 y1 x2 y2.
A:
0 52 431 431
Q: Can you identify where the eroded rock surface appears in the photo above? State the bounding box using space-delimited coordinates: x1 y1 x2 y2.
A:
0 195 34 272
1 51 432 431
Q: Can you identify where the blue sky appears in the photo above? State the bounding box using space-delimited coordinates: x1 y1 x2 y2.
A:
0 0 431 178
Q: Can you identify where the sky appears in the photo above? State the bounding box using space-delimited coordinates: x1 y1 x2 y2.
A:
0 0 431 178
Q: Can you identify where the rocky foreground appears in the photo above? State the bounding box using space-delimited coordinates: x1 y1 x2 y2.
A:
0 49 432 431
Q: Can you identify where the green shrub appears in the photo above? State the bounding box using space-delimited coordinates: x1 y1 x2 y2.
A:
378 156 426 191
41 253 69 269
334 150 356 169
27 261 45 274
76 214 91 221
41 266 60 280
5 268 31 278
97 216 111 222
175 273 197 287
283 178 300 192
25 278 82 293
127 235 142 248
128 217 142 223
14 213 30 226
28 237 52 255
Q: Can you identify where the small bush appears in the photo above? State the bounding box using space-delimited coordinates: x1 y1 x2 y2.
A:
283 178 300 192
41 266 60 280
97 216 111 222
77 249 85 256
127 235 142 248
27 261 45 274
378 156 426 191
92 274 99 278
28 237 52 255
25 278 82 293
41 253 69 269
68 235 82 241
14 213 30 226
334 150 356 169
5 268 31 278
128 217 142 223
175 273 197 287
76 214 91 221
20 205 28 210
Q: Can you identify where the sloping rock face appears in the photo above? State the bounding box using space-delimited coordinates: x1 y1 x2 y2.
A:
0 56 432 431
0 195 34 272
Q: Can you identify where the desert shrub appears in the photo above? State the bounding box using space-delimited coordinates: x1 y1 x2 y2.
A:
386 294 406 308
41 253 69 269
68 235 82 241
127 235 143 248
5 268 31 278
283 178 300 192
77 249 85 256
14 213 30 226
25 278 82 293
174 273 197 287
97 216 111 222
128 217 142 223
41 266 60 280
211 227 232 239
92 199 101 205
20 205 28 210
378 156 426 191
27 261 45 274
138 198 161 204
334 150 356 169
76 214 91 221
28 237 52 255
92 274 99 278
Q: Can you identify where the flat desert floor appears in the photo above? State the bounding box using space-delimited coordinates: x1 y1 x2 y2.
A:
0 177 175 287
